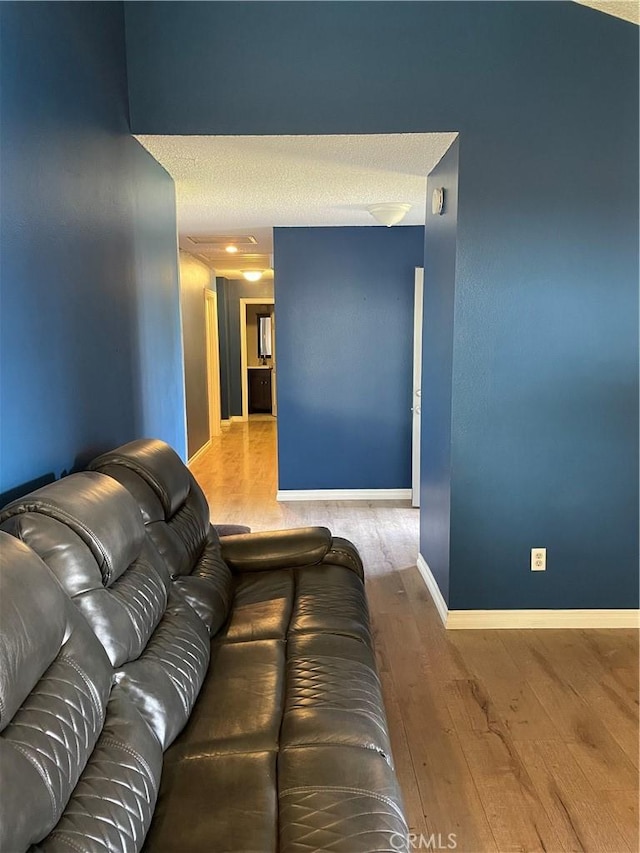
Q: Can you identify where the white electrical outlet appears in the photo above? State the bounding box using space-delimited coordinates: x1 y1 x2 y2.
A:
531 548 546 572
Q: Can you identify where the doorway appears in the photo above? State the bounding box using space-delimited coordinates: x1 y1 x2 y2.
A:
239 297 276 421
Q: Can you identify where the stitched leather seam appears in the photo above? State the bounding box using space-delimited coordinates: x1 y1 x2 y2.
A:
10 741 57 824
111 560 167 650
48 832 87 853
3 501 115 585
280 785 404 816
324 548 362 574
141 654 191 719
58 654 103 720
99 737 159 796
287 654 382 686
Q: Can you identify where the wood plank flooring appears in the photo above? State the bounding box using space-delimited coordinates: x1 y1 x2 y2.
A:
191 418 639 853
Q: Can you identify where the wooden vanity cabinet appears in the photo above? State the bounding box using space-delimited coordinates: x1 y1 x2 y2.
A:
249 368 272 413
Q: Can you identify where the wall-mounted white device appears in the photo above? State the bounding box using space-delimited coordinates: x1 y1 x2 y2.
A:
531 548 546 571
432 187 445 215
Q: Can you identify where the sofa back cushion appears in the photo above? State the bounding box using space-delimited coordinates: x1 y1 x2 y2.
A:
0 532 163 852
89 439 209 574
89 439 234 635
0 474 210 750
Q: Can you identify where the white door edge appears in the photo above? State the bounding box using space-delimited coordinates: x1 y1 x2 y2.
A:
412 267 424 508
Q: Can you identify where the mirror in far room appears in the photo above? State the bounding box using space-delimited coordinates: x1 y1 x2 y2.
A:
258 314 272 363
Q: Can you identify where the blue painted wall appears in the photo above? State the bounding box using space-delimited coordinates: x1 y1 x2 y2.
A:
420 140 460 605
0 2 186 499
274 227 425 490
31 1 638 609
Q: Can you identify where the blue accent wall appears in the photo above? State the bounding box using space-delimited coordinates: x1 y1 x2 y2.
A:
31 1 638 609
0 2 186 498
420 140 459 605
274 227 425 490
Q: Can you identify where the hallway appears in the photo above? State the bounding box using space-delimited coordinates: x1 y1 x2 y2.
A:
190 420 638 853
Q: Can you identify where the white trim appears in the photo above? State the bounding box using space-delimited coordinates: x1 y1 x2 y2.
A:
445 608 640 630
414 555 640 629
416 553 448 626
412 267 423 508
276 488 412 502
187 438 211 468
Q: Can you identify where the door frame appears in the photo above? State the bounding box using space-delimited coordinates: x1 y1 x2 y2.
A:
204 290 222 439
239 297 276 421
412 267 424 507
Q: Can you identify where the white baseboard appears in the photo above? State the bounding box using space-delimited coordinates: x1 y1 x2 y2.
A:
276 488 412 502
445 609 640 629
187 439 211 467
416 553 448 626
416 553 639 629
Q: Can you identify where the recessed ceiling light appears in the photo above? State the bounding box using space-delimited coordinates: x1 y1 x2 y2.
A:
242 270 263 282
225 245 238 254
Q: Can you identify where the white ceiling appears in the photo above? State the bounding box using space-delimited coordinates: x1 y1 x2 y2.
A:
573 1 639 24
137 133 458 278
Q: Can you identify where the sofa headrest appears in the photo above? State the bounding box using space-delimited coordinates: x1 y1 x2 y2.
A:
0 533 71 731
89 438 191 519
0 472 145 586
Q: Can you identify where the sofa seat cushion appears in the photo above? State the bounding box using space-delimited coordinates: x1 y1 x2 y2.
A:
289 565 372 646
279 746 407 853
143 749 277 853
221 570 294 642
281 639 393 766
171 639 286 755
286 632 379 670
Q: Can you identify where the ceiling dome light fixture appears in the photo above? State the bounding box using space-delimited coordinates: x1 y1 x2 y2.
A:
367 203 412 227
242 270 263 282
225 245 239 253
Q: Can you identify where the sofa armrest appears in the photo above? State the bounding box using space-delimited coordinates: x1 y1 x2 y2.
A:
221 527 332 572
321 536 364 581
213 523 251 538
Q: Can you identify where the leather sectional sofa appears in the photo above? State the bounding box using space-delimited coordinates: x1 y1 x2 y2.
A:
0 439 408 852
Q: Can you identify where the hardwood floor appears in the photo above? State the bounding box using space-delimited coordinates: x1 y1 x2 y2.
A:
191 418 639 853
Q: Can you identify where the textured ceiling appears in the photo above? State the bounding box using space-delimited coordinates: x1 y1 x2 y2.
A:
138 1 637 278
573 0 639 24
136 133 457 276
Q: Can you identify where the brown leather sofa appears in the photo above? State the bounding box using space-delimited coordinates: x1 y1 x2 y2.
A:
0 439 408 852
